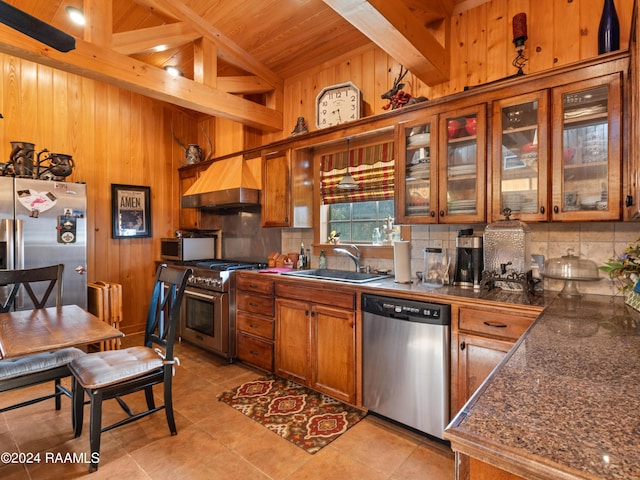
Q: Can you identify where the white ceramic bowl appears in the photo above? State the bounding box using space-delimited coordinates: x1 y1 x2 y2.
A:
408 133 430 147
580 195 601 205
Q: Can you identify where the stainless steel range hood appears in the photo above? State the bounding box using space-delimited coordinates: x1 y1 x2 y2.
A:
182 156 262 209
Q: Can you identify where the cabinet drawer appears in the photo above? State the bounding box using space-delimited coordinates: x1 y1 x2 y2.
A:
236 275 274 295
275 282 355 309
237 311 274 340
237 332 273 372
459 307 536 341
237 293 274 316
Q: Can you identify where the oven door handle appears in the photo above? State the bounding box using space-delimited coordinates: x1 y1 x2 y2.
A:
186 290 218 301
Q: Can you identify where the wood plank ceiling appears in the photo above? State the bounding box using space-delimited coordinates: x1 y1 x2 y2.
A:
0 0 482 132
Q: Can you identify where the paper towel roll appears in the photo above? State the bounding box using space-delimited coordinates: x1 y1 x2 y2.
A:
393 240 411 284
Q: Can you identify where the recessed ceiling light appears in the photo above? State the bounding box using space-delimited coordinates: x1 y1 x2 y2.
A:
66 6 86 26
164 66 183 77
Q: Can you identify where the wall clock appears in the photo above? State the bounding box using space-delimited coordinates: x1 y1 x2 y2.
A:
316 81 362 129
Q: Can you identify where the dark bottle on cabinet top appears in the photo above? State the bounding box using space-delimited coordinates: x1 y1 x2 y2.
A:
598 0 620 54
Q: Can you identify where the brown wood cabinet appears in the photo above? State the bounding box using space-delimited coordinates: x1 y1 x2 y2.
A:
491 90 550 222
274 281 356 404
394 55 627 226
235 273 275 372
453 304 541 412
625 0 640 221
261 149 313 228
261 151 290 227
550 73 622 221
395 103 487 224
469 458 526 480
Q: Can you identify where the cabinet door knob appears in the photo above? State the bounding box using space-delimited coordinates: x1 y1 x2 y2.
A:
540 205 545 214
430 210 435 217
439 210 445 217
554 205 559 214
460 341 466 351
284 217 289 223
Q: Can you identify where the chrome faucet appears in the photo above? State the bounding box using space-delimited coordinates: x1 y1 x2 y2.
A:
333 244 361 272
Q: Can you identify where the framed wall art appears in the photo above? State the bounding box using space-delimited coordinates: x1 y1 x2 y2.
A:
111 184 151 239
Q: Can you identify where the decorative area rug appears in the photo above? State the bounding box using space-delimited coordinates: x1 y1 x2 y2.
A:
218 375 366 454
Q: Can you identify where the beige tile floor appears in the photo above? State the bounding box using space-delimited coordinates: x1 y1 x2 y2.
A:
0 335 455 479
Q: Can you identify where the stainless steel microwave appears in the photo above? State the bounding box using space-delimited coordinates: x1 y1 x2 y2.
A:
161 233 221 261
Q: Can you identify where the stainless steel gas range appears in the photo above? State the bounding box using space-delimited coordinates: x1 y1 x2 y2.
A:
176 260 265 361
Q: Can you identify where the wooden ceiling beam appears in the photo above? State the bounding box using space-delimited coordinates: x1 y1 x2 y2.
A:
113 23 201 54
131 0 178 20
0 23 283 132
146 0 283 90
323 0 450 85
84 0 113 47
194 37 217 88
217 76 274 94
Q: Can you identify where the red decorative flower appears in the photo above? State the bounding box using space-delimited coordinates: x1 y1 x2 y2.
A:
265 394 307 416
305 412 349 439
235 379 273 398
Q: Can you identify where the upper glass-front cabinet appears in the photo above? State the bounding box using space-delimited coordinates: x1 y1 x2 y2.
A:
438 104 486 224
491 91 549 222
551 74 621 221
396 114 439 224
396 104 486 224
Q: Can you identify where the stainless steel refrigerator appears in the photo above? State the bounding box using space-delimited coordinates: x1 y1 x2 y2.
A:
0 177 87 310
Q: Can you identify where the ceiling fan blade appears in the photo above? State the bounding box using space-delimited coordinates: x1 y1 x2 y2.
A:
0 1 75 52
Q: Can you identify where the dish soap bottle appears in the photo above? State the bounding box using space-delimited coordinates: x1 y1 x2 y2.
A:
297 243 305 269
319 250 327 269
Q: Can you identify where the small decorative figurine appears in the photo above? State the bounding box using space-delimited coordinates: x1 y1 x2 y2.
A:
381 66 427 110
170 120 213 165
290 116 308 137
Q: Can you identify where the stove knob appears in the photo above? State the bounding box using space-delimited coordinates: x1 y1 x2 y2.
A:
213 279 222 287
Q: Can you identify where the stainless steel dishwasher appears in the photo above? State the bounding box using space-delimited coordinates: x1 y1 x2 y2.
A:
362 293 450 440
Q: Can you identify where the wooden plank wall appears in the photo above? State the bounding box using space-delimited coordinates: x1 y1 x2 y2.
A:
264 0 634 144
0 54 198 333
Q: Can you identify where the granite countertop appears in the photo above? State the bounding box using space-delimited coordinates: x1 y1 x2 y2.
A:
255 270 553 310
444 294 640 480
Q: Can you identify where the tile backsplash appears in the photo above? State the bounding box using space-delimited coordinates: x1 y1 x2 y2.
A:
282 222 640 298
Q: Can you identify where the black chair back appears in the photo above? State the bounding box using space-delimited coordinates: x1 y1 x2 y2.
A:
144 264 192 361
0 264 64 312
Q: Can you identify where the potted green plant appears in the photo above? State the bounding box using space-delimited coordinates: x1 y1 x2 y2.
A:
600 237 640 313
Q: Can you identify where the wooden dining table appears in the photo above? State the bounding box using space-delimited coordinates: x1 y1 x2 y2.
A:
0 304 124 359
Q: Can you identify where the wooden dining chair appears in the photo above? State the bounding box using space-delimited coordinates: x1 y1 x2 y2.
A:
0 264 86 414
70 264 192 472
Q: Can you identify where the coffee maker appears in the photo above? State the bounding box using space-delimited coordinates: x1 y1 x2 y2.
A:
454 229 483 289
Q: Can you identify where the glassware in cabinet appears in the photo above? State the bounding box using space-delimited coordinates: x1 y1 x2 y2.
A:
491 91 549 222
396 115 438 223
551 74 622 220
438 104 486 223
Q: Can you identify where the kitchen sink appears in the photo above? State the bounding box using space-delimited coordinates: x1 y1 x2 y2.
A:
280 269 390 284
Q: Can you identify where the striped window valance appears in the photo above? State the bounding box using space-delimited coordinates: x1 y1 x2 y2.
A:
320 142 395 204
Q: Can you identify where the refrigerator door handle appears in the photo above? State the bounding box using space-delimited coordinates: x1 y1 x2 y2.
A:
15 218 23 270
1 218 15 270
